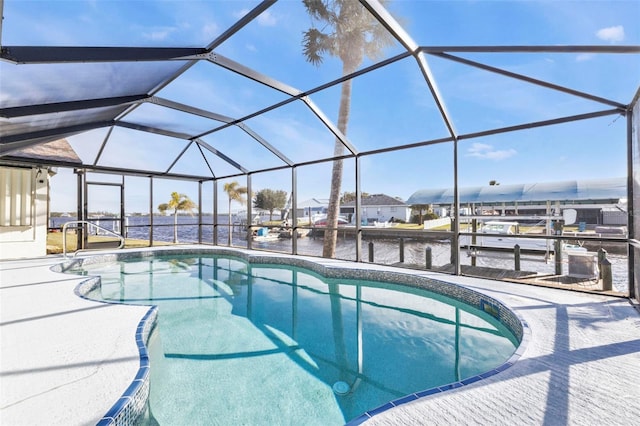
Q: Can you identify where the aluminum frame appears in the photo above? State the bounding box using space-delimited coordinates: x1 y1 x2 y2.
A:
0 0 638 297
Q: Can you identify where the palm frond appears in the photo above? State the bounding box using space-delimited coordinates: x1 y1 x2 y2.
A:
303 28 331 66
302 0 332 22
224 180 248 205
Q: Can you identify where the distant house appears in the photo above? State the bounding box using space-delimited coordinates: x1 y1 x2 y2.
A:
340 194 411 224
0 139 82 259
296 198 329 219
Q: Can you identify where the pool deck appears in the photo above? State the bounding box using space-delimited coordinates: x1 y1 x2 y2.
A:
1 246 639 425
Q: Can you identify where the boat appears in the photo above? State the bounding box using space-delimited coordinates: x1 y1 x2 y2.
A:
373 221 395 228
459 208 591 254
312 214 350 227
459 220 555 253
278 228 310 239
252 227 280 242
253 234 280 242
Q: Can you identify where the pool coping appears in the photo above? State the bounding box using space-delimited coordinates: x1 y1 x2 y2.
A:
95 306 156 426
54 246 531 425
50 270 158 426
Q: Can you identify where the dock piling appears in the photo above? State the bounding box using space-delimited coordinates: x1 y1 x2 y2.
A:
471 219 477 267
601 258 613 291
597 248 607 280
425 246 432 269
598 249 612 291
554 239 563 275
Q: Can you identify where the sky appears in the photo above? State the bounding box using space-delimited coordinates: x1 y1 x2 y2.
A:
2 0 639 214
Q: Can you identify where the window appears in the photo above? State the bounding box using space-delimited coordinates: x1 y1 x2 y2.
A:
0 167 34 226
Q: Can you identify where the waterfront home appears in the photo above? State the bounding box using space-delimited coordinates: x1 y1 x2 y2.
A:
340 193 411 224
296 198 329 220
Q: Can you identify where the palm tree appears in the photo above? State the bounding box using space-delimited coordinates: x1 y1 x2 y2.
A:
302 0 394 258
223 181 248 245
158 192 197 243
411 204 430 225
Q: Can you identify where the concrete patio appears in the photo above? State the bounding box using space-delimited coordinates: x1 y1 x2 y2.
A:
1 248 638 425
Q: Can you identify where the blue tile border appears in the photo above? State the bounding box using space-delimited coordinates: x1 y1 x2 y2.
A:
55 247 531 426
66 270 158 426
347 413 371 426
345 315 531 425
95 306 157 426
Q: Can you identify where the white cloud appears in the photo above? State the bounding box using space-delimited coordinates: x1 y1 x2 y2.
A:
234 8 250 19
257 10 277 27
596 25 625 43
466 143 517 161
146 31 170 41
202 23 219 40
575 53 594 62
143 27 176 41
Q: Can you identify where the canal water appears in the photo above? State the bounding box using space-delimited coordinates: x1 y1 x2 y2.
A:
50 215 629 294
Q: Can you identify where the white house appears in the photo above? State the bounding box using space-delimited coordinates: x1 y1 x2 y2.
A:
340 194 411 224
0 139 81 259
296 198 329 219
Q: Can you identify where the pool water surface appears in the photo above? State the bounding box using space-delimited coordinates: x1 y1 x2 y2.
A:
73 254 518 425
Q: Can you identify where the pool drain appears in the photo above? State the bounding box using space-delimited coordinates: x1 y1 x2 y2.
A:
332 381 350 395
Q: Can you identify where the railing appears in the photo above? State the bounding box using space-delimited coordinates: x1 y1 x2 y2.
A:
62 220 125 258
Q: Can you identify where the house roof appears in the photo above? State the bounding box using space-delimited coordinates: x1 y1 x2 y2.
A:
342 194 406 207
297 198 329 208
406 177 627 205
4 139 82 165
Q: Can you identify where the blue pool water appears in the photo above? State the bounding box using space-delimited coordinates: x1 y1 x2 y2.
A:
75 254 518 425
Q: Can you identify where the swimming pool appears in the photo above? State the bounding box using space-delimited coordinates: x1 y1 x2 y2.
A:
64 249 525 425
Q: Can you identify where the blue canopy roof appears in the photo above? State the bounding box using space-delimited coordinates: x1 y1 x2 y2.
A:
406 177 626 205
